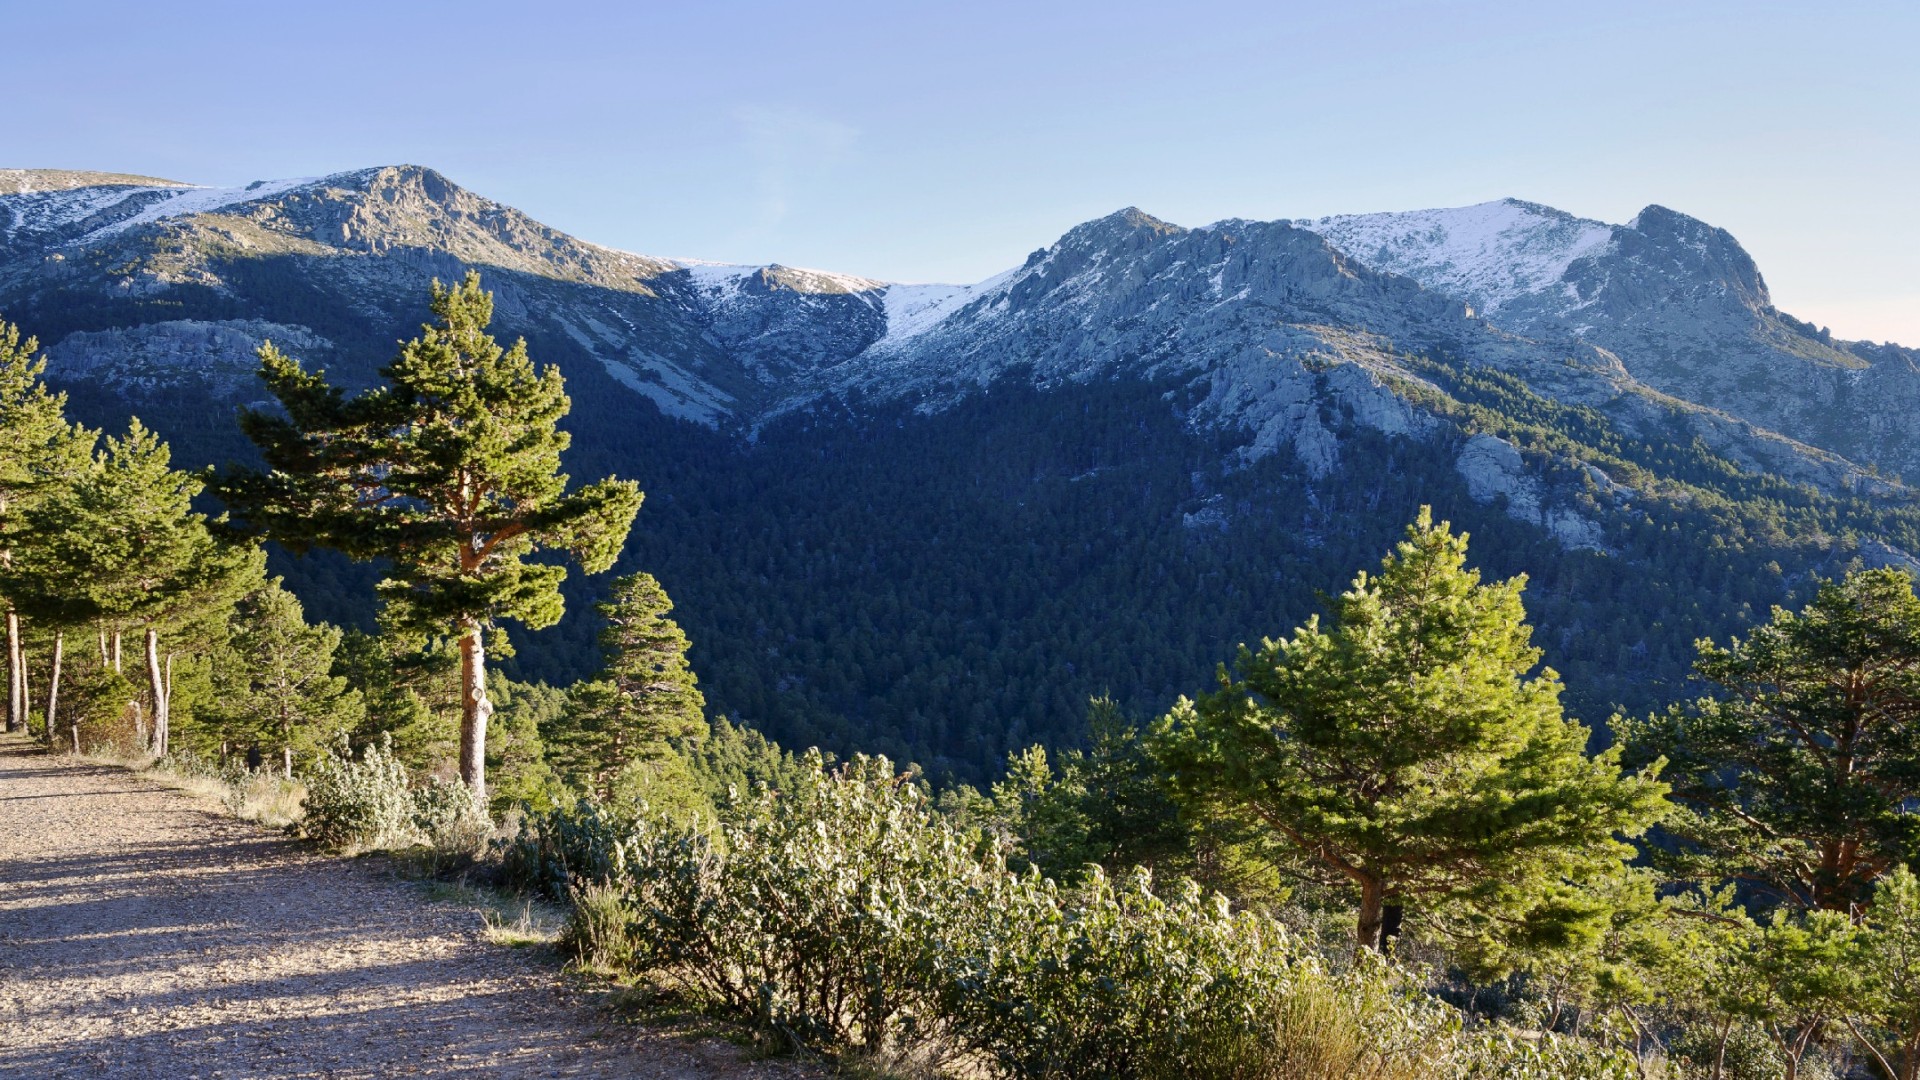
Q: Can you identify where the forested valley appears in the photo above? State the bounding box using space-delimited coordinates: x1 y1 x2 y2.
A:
9 275 1920 1079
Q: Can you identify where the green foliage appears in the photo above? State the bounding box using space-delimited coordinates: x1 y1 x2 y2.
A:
546 572 705 801
218 271 642 797
1155 509 1668 951
298 736 418 851
63 660 140 752
677 714 813 807
511 748 1645 1078
1845 866 1920 1079
498 798 631 903
561 879 639 973
483 676 564 814
612 752 988 1056
200 578 362 775
1622 567 1920 912
935 866 1459 1080
334 629 457 770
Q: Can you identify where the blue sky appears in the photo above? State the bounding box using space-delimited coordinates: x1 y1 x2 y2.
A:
13 0 1918 342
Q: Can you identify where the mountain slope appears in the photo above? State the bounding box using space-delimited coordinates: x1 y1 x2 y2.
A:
5 166 1918 779
1302 198 1920 481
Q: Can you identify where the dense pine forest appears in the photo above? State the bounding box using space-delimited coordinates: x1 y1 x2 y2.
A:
11 276 1920 1079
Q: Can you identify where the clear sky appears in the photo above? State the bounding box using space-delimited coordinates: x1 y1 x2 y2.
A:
12 0 1918 343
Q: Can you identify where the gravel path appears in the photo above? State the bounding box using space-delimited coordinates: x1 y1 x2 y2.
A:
0 735 812 1079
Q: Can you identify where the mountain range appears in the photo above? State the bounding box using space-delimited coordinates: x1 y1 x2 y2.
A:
4 165 1915 778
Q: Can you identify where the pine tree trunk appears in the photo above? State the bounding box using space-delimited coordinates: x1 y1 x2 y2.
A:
6 610 20 733
19 640 30 738
162 653 174 759
1356 875 1387 951
111 629 121 675
45 633 62 749
458 624 493 801
97 627 107 665
145 628 166 758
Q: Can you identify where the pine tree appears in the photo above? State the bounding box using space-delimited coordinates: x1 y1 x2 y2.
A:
217 273 642 800
27 420 261 755
1621 567 1920 912
548 572 704 801
0 318 88 739
1154 508 1668 951
207 579 363 777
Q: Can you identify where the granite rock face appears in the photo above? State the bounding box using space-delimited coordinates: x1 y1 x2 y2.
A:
1305 197 1920 482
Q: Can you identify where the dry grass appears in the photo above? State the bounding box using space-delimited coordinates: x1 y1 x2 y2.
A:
415 878 567 950
76 744 308 829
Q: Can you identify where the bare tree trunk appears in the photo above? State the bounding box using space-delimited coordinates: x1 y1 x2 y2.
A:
458 624 493 802
19 638 30 738
6 610 20 733
145 628 166 758
97 627 107 665
163 653 174 759
111 629 121 675
45 633 62 749
1356 875 1387 952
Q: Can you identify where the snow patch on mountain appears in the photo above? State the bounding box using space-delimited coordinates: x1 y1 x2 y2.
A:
1300 199 1616 314
0 173 340 245
873 267 1018 349
86 176 324 240
1 184 157 241
672 259 886 297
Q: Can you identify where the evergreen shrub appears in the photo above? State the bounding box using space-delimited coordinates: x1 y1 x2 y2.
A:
614 751 986 1056
498 798 631 901
299 736 416 851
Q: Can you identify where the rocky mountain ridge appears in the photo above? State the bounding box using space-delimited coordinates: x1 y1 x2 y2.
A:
2 165 1913 550
5 164 1918 774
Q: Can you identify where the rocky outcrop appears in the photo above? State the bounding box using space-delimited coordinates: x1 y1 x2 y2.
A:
1454 434 1606 551
45 320 332 399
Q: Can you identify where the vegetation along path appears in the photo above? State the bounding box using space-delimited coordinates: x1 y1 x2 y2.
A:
0 736 808 1079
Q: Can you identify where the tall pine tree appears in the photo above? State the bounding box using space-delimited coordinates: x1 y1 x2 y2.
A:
29 420 262 755
1622 567 1920 912
1154 509 1668 951
0 318 87 739
207 579 363 777
218 273 641 799
549 572 704 801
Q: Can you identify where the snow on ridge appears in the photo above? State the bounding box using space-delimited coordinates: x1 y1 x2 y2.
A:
83 175 324 240
1299 199 1616 313
872 266 1020 350
669 258 887 296
1 172 364 245
2 184 161 241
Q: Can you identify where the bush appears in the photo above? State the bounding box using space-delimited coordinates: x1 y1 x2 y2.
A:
616 752 988 1056
936 867 1460 1080
498 797 630 901
412 776 491 849
300 737 416 851
561 879 639 972
65 664 142 754
511 752 1647 1078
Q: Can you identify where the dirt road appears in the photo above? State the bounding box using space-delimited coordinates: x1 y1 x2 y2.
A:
0 736 808 1079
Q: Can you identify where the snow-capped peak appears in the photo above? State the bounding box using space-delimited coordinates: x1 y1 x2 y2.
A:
1298 198 1616 313
670 258 888 296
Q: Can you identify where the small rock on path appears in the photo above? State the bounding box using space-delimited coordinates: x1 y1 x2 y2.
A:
0 735 810 1079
